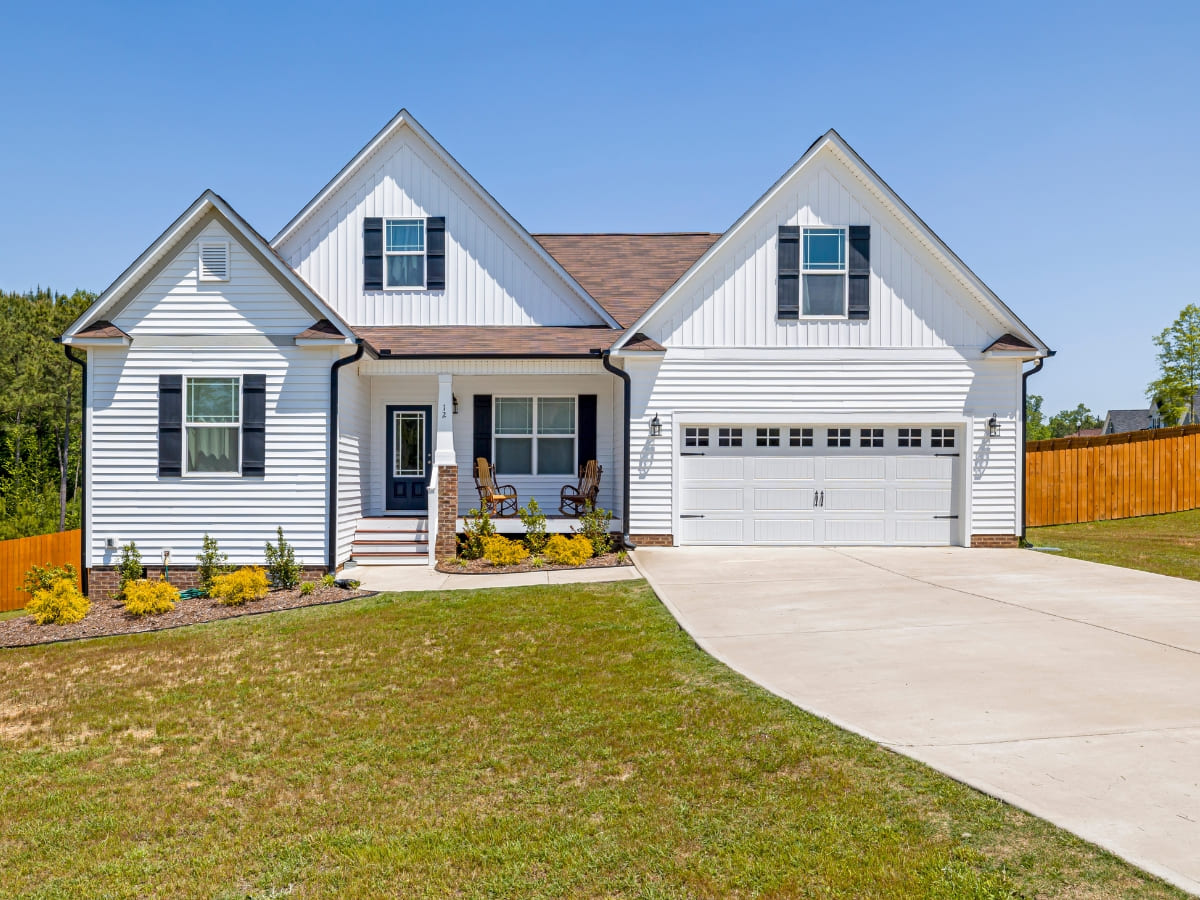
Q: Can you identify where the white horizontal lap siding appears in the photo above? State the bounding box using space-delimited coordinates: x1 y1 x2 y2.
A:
625 353 1021 538
336 367 370 566
647 154 1006 350
88 345 331 567
114 222 313 336
277 133 600 328
969 358 1023 535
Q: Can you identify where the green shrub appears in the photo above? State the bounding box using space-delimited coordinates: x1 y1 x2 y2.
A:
544 533 594 566
123 579 178 617
299 581 315 596
28 578 90 625
482 535 530 566
339 578 361 589
320 573 336 588
210 566 269 606
23 563 78 600
577 506 614 556
519 498 548 553
458 507 495 560
616 549 629 564
116 542 144 597
196 533 231 592
264 527 301 589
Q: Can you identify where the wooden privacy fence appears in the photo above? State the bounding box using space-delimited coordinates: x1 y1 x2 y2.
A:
0 529 81 612
1026 425 1200 527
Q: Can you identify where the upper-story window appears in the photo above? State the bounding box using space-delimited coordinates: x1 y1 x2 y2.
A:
802 228 846 317
385 218 426 288
186 376 240 474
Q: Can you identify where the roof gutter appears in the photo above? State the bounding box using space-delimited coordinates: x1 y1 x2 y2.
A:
327 339 365 572
597 349 636 550
1021 351 1055 543
62 344 88 595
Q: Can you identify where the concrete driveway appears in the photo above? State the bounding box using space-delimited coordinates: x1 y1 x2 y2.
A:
634 546 1200 895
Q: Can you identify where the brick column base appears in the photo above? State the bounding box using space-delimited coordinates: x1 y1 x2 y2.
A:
436 465 459 559
970 534 1020 548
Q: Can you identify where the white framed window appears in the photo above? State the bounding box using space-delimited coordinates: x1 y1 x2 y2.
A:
384 218 425 289
802 227 846 317
827 427 851 448
493 396 576 475
684 427 709 448
198 241 230 282
930 428 955 448
860 428 884 448
756 427 780 447
185 376 240 474
789 427 813 447
718 427 742 447
898 427 922 447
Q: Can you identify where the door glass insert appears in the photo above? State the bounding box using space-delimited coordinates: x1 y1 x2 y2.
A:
393 411 426 477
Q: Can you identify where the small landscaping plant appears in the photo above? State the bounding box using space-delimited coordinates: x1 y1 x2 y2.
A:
577 505 614 556
320 573 337 588
299 581 315 596
196 533 231 592
123 579 178 617
210 566 269 606
27 578 90 625
264 527 301 589
22 563 78 601
544 533 594 566
518 498 548 553
482 535 530 566
116 542 144 597
458 507 495 560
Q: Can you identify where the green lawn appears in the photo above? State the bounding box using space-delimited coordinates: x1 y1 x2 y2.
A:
1028 508 1200 581
0 607 26 621
0 582 1183 899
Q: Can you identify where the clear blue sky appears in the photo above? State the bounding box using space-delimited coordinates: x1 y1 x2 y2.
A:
3 0 1197 417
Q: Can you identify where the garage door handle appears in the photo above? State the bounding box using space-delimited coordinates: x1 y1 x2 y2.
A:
933 515 960 519
680 514 705 519
934 453 960 457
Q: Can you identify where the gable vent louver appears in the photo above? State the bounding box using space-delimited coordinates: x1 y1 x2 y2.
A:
198 241 230 281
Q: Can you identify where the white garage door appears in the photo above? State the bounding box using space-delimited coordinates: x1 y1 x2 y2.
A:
678 425 959 546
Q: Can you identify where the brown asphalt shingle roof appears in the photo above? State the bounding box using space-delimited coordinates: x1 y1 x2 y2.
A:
534 233 720 327
74 320 129 339
296 319 346 339
355 326 661 358
983 332 1037 352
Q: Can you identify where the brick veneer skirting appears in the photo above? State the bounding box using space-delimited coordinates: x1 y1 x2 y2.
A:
970 534 1020 549
436 464 458 558
630 533 674 547
87 564 328 601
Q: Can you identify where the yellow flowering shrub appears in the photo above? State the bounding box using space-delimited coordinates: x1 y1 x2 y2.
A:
123 579 178 616
482 535 530 567
543 534 594 566
210 566 270 606
28 578 90 625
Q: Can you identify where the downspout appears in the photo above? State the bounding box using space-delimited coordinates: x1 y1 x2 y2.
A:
598 349 636 550
63 345 88 595
1020 352 1054 543
327 339 365 572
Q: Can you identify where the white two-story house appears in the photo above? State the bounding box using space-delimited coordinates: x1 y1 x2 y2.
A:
61 110 1050 596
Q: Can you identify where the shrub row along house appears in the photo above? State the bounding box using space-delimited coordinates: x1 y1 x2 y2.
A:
61 110 1050 595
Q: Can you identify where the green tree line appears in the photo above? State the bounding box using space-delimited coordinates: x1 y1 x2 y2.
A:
0 288 95 539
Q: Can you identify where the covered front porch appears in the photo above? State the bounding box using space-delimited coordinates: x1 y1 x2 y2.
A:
335 350 626 566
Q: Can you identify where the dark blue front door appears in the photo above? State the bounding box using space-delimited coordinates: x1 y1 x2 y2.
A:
385 405 433 511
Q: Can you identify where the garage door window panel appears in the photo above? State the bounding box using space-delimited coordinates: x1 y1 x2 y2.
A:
827 428 851 448
931 428 955 448
718 428 743 448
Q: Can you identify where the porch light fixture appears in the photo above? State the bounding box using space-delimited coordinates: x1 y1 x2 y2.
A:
452 395 459 414
650 413 662 438
987 414 1000 437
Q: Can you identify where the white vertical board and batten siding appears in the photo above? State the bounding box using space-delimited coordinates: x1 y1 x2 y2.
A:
643 151 1006 351
276 130 604 328
336 368 371 566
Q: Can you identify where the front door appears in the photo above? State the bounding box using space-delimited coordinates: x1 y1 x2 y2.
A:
385 405 433 511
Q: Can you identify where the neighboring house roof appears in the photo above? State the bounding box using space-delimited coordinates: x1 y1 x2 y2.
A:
533 233 721 327
63 190 355 342
270 108 620 330
353 325 658 358
1103 409 1151 433
1074 428 1103 437
612 129 1051 355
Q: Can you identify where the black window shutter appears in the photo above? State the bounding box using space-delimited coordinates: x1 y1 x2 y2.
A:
473 394 492 465
426 216 446 290
363 217 383 291
242 374 266 477
848 225 870 320
577 394 598 469
158 375 182 477
777 226 800 319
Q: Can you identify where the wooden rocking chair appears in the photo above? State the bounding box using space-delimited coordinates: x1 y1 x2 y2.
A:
560 460 602 516
474 457 518 517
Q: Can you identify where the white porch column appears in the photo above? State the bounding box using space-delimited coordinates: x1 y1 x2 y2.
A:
435 373 455 465
433 373 458 560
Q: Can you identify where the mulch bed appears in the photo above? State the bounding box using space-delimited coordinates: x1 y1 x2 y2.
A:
435 552 632 575
0 584 372 649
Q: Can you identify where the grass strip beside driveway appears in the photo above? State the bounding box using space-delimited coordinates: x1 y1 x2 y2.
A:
1029 509 1200 581
0 581 1184 898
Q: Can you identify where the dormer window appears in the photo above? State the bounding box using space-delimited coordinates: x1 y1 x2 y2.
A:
385 218 426 288
802 228 846 316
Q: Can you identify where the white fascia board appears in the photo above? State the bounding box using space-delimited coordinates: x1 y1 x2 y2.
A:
295 337 356 347
60 336 130 347
983 348 1044 360
615 130 1049 354
269 109 620 329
